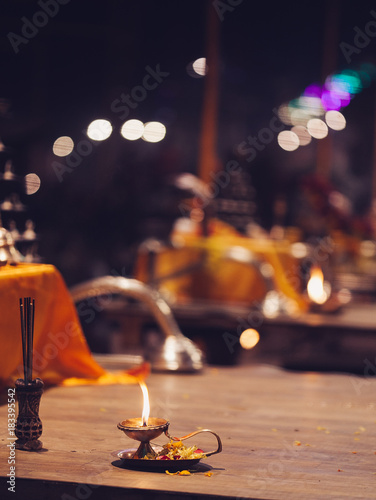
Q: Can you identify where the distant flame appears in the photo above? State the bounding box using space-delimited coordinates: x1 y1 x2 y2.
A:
307 266 329 304
140 381 150 426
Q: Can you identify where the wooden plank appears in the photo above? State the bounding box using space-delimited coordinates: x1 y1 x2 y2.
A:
1 364 375 499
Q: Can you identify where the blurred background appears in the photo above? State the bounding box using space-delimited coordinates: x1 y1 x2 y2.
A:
1 0 376 372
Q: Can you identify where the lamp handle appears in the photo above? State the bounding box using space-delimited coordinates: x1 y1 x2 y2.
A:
166 428 222 457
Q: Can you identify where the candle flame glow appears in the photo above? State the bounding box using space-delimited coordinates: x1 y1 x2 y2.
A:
140 381 150 426
307 266 329 304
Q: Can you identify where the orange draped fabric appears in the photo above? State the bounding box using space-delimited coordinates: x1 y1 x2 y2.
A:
0 263 149 389
135 219 309 311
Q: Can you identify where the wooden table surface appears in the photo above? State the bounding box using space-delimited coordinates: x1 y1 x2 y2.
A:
1 363 375 499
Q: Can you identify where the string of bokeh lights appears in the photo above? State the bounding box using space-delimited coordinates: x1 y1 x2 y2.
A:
36 61 376 194
277 62 376 151
15 57 207 197
52 57 208 159
52 119 167 158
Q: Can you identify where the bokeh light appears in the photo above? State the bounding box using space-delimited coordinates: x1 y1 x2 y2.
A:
360 240 376 258
87 119 113 141
24 173 41 195
277 130 299 151
290 242 309 259
307 118 328 139
277 104 293 125
303 83 322 98
337 288 352 305
187 57 207 78
192 57 207 76
290 107 310 126
239 329 260 350
291 125 312 146
320 89 342 111
53 136 74 157
297 96 323 116
325 110 346 131
142 121 166 143
120 119 144 140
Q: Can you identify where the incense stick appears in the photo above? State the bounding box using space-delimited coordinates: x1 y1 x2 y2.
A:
19 298 27 382
19 297 35 384
30 299 35 382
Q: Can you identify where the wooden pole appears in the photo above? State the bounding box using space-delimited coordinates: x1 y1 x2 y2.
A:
316 0 340 179
370 86 376 237
197 0 220 185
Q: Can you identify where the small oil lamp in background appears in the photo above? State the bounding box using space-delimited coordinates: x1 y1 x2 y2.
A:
307 265 330 305
117 382 169 459
306 265 341 313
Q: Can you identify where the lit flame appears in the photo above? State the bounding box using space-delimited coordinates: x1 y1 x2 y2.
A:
307 266 329 304
140 381 150 426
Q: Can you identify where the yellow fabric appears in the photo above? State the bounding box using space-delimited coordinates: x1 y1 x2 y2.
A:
0 263 148 389
134 219 308 311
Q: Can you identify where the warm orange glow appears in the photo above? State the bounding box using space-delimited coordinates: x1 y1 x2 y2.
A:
140 381 150 426
239 329 260 350
307 266 329 304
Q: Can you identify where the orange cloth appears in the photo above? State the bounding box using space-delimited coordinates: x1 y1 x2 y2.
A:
0 263 149 389
134 219 308 311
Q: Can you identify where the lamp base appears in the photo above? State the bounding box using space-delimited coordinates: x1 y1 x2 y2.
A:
132 441 156 459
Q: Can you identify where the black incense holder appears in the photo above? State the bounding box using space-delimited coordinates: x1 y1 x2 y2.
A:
15 296 44 451
15 378 44 450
